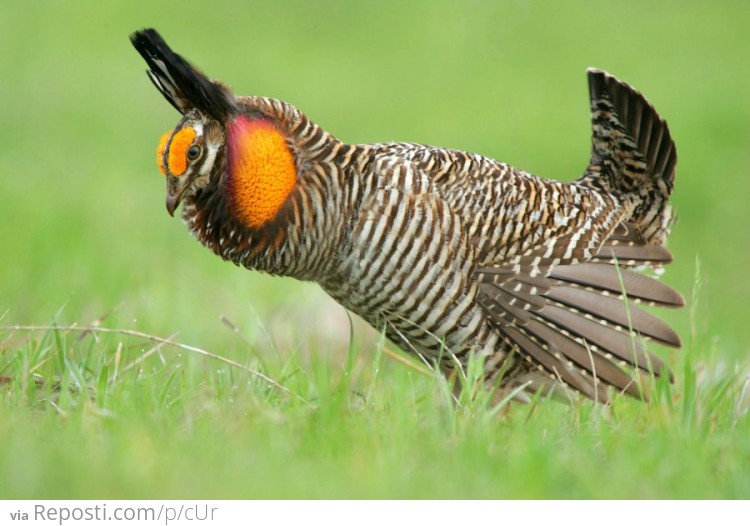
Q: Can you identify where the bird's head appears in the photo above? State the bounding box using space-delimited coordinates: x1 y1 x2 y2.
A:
155 110 224 215
132 29 299 229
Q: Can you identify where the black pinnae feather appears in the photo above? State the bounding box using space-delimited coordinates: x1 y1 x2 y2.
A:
130 28 237 121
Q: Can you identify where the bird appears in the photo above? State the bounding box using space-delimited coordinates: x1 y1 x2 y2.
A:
131 28 683 403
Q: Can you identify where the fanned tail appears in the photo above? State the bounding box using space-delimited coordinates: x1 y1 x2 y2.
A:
478 69 682 403
579 68 677 245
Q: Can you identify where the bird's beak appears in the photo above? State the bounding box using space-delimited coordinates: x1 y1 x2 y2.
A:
166 193 180 217
165 175 192 217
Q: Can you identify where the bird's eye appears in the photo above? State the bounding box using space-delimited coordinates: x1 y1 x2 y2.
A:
187 145 201 161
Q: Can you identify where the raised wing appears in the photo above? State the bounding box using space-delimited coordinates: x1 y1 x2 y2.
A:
382 69 683 401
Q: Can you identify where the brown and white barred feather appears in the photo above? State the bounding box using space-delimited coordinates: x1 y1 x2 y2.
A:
187 73 681 402
134 28 681 404
323 69 681 402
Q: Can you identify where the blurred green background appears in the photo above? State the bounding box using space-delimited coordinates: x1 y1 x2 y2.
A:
1 1 748 380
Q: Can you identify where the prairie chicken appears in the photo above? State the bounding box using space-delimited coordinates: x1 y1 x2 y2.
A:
132 29 683 403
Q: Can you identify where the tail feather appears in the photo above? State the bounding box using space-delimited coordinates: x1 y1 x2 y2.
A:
130 28 237 121
478 70 682 402
580 68 677 246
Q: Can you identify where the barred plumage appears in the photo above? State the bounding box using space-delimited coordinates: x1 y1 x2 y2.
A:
132 29 684 403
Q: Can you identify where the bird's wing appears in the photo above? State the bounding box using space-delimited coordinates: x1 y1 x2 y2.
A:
361 148 682 401
376 68 683 401
375 143 684 400
474 227 683 401
437 149 683 401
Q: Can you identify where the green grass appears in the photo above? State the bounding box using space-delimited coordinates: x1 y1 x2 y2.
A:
2 0 750 499
1 318 748 499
